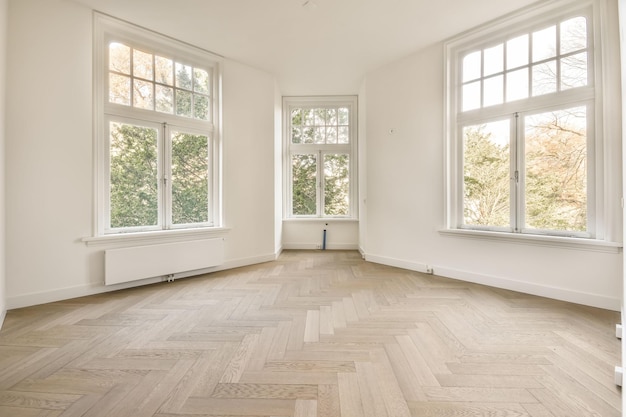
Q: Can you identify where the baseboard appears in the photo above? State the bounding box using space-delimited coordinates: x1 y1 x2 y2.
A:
283 243 360 250
365 253 621 312
6 252 281 310
0 309 6 330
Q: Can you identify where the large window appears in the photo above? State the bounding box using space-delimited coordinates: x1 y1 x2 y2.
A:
95 14 221 235
445 1 609 239
284 97 357 219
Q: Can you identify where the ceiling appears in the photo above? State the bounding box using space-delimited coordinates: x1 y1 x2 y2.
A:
71 0 539 95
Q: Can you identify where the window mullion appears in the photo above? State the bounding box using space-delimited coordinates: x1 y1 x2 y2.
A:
512 112 522 233
318 150 324 217
162 122 171 230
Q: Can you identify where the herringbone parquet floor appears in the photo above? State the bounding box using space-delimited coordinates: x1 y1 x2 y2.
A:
0 250 621 416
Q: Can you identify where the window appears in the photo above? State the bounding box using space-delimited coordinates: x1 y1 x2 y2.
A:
445 1 608 239
284 97 357 219
94 14 221 235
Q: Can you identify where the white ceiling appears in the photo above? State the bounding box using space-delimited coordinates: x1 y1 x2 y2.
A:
72 0 539 95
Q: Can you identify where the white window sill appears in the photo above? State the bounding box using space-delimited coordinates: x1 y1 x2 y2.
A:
439 228 622 253
82 227 231 247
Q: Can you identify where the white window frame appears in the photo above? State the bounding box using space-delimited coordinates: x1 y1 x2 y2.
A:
443 0 619 247
283 96 358 220
93 13 222 238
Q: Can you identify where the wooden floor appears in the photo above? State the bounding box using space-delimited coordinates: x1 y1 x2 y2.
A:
0 250 621 416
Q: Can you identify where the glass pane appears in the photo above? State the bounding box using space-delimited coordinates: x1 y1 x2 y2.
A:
338 107 349 125
506 34 528 70
292 154 317 216
109 42 130 74
291 108 303 126
155 85 173 114
338 126 349 144
532 26 556 62
532 61 557 96
133 49 153 80
561 52 587 90
133 79 154 110
463 50 481 82
176 90 192 117
175 62 193 90
463 120 510 228
524 107 587 232
292 127 302 144
109 73 130 105
171 131 209 225
193 94 210 120
109 122 158 228
314 108 326 125
484 44 503 76
483 75 503 107
324 154 349 216
326 108 338 125
155 56 173 85
302 127 314 144
506 68 529 102
561 16 587 54
326 127 338 144
314 126 326 144
193 68 210 94
303 109 315 126
462 81 481 111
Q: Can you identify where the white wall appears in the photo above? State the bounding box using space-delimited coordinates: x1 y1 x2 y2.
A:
5 0 278 309
363 35 623 310
0 0 7 327
282 220 358 250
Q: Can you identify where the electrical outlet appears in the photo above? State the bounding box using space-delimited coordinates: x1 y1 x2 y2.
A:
316 244 322 249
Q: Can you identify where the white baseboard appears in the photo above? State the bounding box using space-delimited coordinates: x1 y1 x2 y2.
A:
6 251 281 310
0 309 6 330
283 243 359 250
365 253 621 311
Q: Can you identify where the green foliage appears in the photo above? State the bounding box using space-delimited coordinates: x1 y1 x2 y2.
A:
109 123 159 228
324 154 349 216
172 132 209 224
463 125 510 227
292 154 317 215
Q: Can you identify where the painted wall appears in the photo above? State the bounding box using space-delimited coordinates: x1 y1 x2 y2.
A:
282 220 359 250
5 0 278 308
0 0 7 326
362 28 623 310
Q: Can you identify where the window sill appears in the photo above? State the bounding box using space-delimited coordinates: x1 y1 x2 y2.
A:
439 228 622 253
82 227 231 247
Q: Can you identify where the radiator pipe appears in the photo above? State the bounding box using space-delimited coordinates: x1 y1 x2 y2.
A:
322 229 327 250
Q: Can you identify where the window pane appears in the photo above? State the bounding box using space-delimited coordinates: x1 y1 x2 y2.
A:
133 79 154 110
532 26 556 62
463 120 510 228
484 44 503 76
109 73 130 105
193 68 210 94
338 126 349 144
463 51 481 82
171 132 209 225
314 108 326 125
506 34 528 70
324 154 349 216
155 56 173 85
292 127 302 144
326 108 338 125
463 81 481 111
292 154 317 216
292 108 303 126
133 49 153 81
561 52 587 90
176 90 192 117
314 126 326 144
524 107 587 232
193 94 210 120
302 127 314 144
109 42 130 74
109 122 158 228
532 61 557 96
483 75 503 107
506 68 529 102
155 85 173 114
303 109 315 126
175 62 193 90
326 127 338 144
338 107 349 125
561 17 587 54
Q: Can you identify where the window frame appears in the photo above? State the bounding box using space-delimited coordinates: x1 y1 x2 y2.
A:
283 96 358 220
444 0 613 242
93 13 222 237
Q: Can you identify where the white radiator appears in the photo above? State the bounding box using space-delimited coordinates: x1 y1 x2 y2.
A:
105 238 224 285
